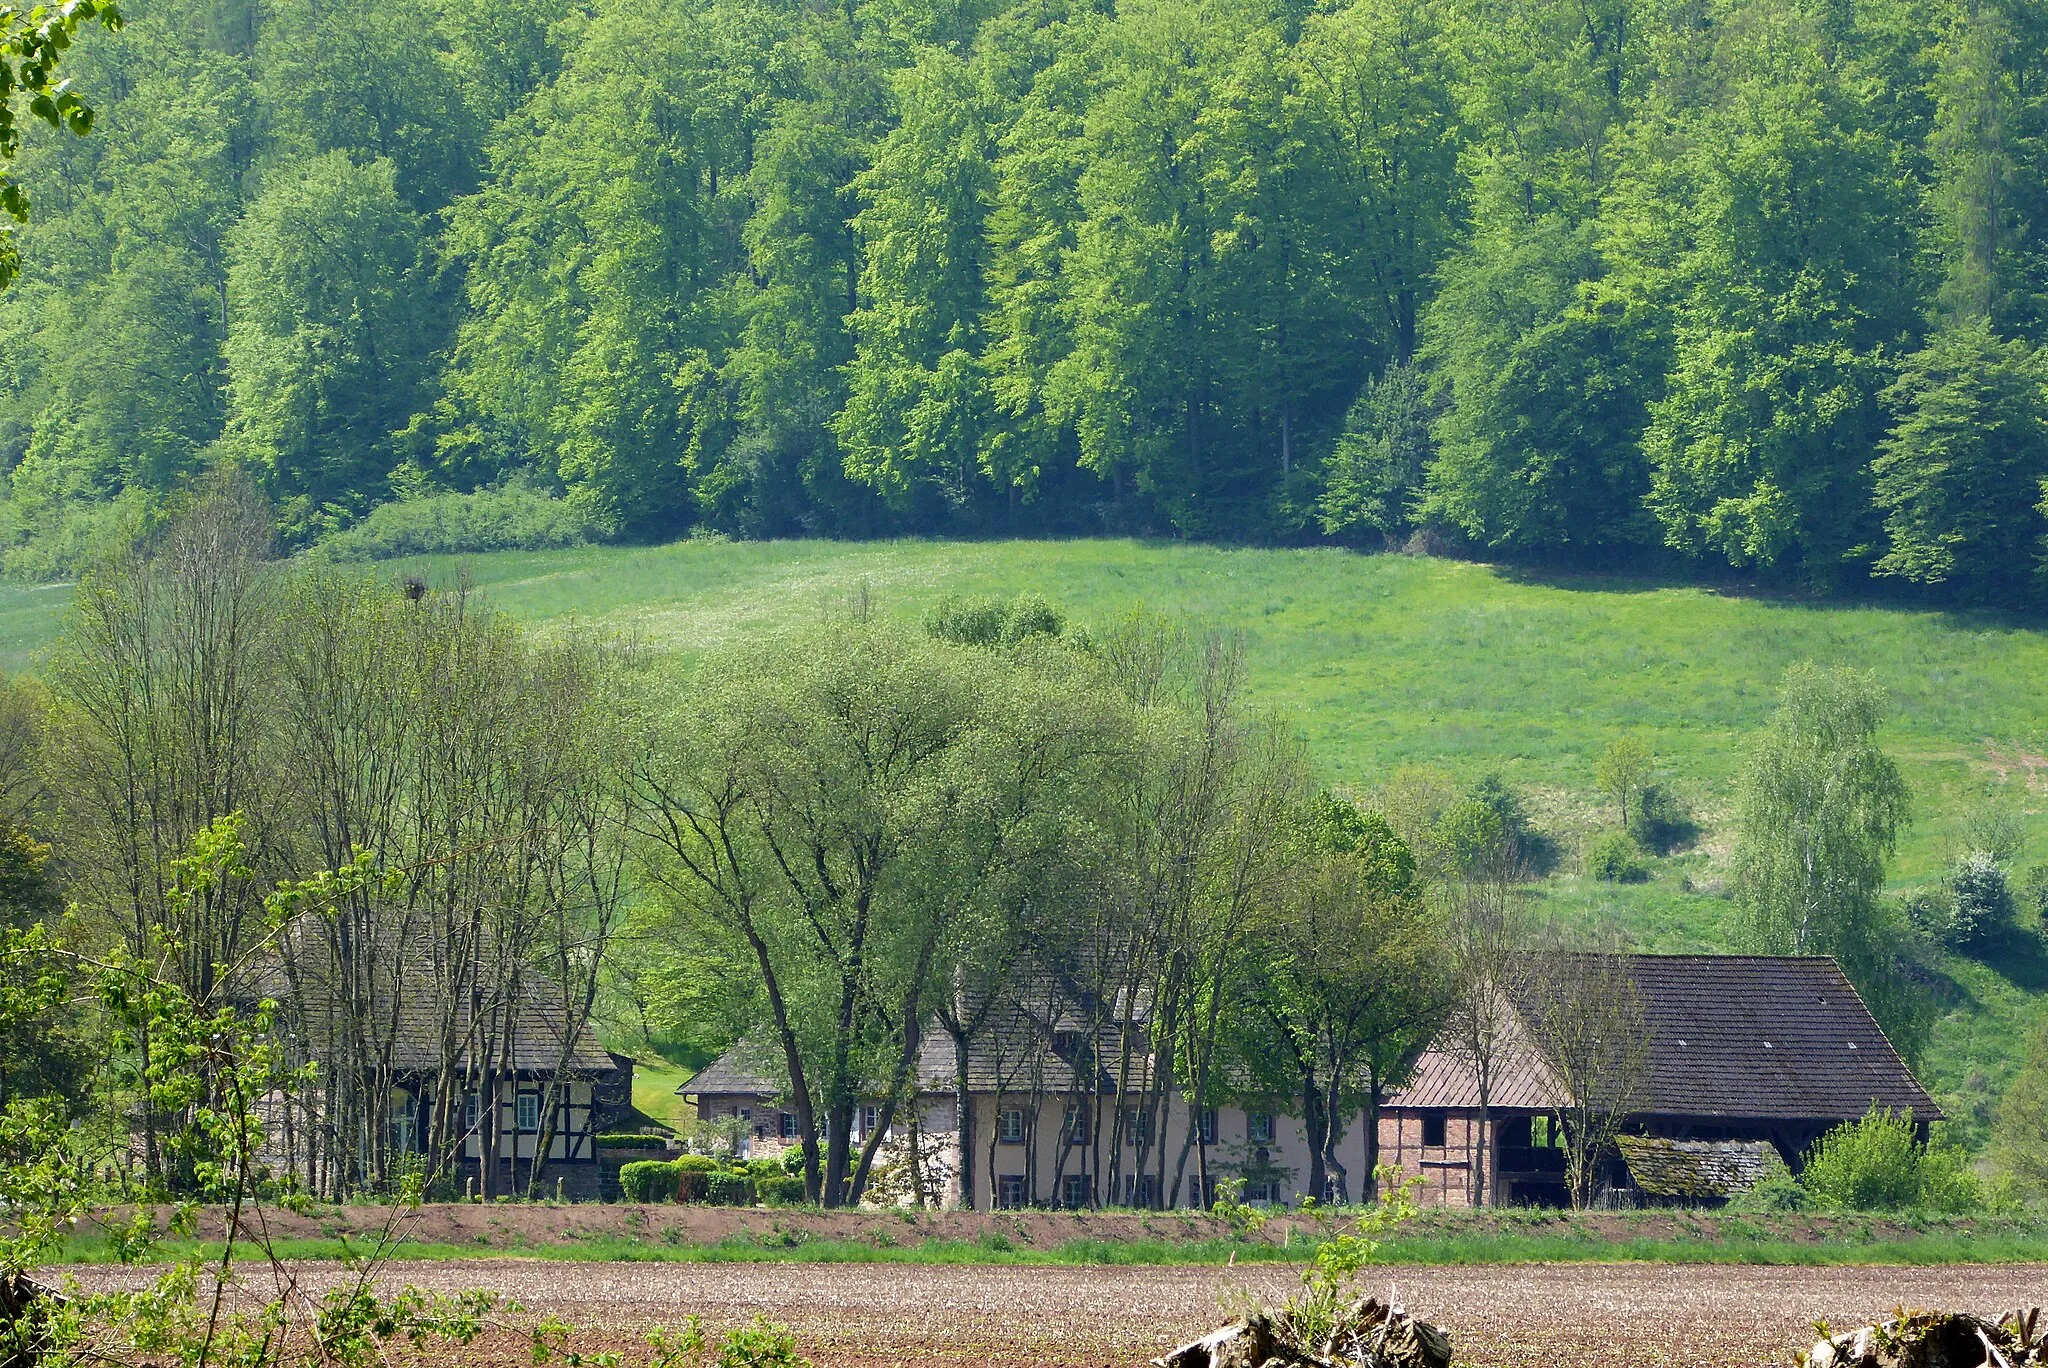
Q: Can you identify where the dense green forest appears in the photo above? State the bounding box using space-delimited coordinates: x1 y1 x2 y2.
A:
3 0 2048 601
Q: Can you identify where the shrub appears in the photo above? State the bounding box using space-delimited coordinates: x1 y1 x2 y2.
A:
714 1317 809 1368
1434 796 1505 875
1585 830 1649 883
1917 1136 1985 1213
756 1174 807 1206
1435 772 1547 875
673 1154 720 1173
620 1160 679 1203
597 1133 667 1150
703 1172 756 1206
1001 593 1064 643
318 481 603 560
1724 1169 1809 1213
676 1170 708 1202
924 593 1065 649
2020 864 2048 936
1799 1107 1981 1212
1902 887 1956 941
1948 851 2014 948
1628 784 1698 855
923 596 1008 647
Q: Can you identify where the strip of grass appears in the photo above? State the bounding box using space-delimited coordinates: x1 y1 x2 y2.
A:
50 1225 2048 1267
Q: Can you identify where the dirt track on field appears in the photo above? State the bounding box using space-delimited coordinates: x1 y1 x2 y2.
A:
60 1260 2048 1368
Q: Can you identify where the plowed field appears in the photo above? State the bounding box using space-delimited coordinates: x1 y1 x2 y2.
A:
61 1260 2048 1368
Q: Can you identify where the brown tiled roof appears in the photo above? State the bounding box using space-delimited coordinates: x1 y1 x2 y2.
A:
1386 994 1564 1110
1390 955 1938 1124
1618 955 1937 1122
1614 1135 1787 1198
283 955 617 1077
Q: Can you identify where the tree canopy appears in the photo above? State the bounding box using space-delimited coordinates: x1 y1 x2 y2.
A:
8 0 2048 604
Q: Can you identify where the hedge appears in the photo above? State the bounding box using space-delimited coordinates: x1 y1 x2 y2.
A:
596 1133 667 1150
756 1174 807 1206
619 1161 679 1202
704 1172 756 1205
619 1158 763 1204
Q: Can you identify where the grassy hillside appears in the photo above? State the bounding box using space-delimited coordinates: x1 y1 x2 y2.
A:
5 537 2044 1134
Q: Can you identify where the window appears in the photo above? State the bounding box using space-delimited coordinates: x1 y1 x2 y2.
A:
1063 1105 1089 1145
735 1107 751 1122
997 1174 1026 1208
464 1092 480 1131
1197 1108 1218 1145
1248 1112 1274 1145
1061 1173 1090 1209
387 1091 416 1155
1123 1108 1151 1148
516 1092 540 1134
998 1108 1025 1144
1422 1111 1447 1147
861 1104 880 1137
1123 1174 1157 1208
780 1112 800 1140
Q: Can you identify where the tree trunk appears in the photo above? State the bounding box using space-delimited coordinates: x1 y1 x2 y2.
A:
952 1028 973 1210
1363 1060 1386 1203
1301 1069 1328 1205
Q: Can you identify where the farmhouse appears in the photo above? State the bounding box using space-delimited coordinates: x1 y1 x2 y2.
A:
683 954 1938 1209
266 970 640 1201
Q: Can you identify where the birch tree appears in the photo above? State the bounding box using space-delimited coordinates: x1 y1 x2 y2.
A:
1733 663 1910 1017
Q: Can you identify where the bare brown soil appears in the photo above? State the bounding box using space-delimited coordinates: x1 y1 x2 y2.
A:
60 1259 2048 1368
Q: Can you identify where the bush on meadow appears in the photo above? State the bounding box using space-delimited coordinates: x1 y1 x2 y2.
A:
1627 784 1697 855
1949 851 2015 948
1799 1107 1980 1213
1585 830 1648 883
319 482 602 559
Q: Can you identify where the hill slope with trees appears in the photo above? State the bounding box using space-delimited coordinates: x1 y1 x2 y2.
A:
6 0 2048 606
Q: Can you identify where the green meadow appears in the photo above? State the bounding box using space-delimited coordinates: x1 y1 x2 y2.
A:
5 537 2045 1126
